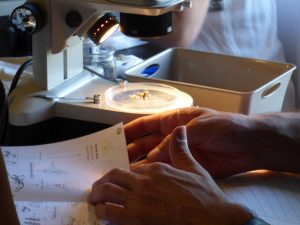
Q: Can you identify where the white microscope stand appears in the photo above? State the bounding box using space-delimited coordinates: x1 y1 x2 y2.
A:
8 0 191 127
8 68 150 126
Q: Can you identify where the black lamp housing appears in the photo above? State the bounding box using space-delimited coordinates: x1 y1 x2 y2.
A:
119 11 173 38
87 12 119 45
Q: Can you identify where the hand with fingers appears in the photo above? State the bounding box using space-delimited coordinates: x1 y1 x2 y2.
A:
125 107 300 178
125 107 259 178
88 126 253 225
125 107 205 163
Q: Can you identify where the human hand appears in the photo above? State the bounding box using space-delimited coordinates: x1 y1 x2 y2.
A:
88 126 252 225
125 106 205 162
127 107 290 178
126 107 256 177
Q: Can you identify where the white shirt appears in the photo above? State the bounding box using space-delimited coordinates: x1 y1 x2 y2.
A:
192 0 285 62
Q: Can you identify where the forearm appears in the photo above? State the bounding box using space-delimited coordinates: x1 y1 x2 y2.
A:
255 112 300 173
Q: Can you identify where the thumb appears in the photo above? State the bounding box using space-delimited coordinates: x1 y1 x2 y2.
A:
169 126 208 176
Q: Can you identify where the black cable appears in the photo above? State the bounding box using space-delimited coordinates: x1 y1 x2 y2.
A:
9 59 33 95
83 66 119 84
0 59 33 145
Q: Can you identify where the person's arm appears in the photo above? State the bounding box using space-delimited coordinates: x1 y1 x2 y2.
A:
254 112 300 174
0 148 20 225
145 0 210 48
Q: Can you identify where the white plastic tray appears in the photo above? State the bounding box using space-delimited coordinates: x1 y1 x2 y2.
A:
125 48 296 115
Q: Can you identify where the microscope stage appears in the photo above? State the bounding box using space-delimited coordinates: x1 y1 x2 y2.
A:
8 70 193 126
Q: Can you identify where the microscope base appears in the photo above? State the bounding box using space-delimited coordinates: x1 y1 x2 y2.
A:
8 70 144 127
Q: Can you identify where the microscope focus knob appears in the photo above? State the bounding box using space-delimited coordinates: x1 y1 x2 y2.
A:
65 11 82 28
10 3 46 35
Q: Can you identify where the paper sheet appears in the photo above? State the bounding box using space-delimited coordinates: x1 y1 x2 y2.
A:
2 123 129 225
218 171 300 225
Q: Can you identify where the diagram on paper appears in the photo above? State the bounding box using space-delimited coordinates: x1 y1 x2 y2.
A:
1 123 130 225
15 201 100 225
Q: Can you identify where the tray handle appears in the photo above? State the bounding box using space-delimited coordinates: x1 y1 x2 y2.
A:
262 82 281 98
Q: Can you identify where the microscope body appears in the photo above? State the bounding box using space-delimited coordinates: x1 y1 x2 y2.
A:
8 0 189 127
26 0 186 90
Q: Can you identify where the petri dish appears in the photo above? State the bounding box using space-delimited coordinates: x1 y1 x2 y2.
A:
105 82 193 114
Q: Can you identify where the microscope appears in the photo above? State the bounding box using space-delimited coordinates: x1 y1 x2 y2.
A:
8 0 193 130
